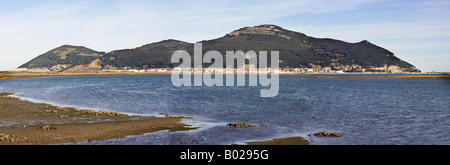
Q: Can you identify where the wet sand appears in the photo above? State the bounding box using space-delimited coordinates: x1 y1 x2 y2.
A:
0 92 194 145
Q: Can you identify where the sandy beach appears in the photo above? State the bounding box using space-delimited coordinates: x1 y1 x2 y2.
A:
0 72 173 80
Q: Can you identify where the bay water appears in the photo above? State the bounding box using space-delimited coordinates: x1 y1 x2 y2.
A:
0 74 448 145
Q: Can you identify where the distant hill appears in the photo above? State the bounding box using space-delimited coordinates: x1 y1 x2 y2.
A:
18 25 419 72
19 45 104 69
201 25 415 69
103 39 193 69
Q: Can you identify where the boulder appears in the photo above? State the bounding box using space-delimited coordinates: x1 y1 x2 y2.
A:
41 125 56 131
0 133 23 143
158 113 170 117
226 123 256 128
313 131 342 137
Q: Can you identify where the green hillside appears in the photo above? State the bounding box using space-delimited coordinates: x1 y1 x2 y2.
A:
19 45 103 69
100 25 416 70
18 25 419 71
103 39 192 69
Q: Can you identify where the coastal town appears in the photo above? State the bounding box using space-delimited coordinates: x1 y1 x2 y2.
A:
12 63 421 74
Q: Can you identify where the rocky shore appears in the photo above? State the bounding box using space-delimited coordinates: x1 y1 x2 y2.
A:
0 92 193 145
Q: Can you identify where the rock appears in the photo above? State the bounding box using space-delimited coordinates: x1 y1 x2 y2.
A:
44 106 68 114
313 131 342 137
226 123 256 128
158 113 170 117
333 132 343 137
77 109 128 117
0 92 16 97
0 133 22 143
41 125 56 131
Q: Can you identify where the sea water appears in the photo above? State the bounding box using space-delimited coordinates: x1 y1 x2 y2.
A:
0 74 448 145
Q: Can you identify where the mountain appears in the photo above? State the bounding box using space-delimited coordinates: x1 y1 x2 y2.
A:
17 25 419 72
103 39 193 69
19 45 104 69
201 25 414 69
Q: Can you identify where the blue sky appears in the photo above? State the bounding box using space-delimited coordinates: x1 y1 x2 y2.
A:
1 0 449 72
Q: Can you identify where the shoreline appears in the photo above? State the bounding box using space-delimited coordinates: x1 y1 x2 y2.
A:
312 74 450 80
0 72 173 80
1 72 446 81
0 92 194 145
